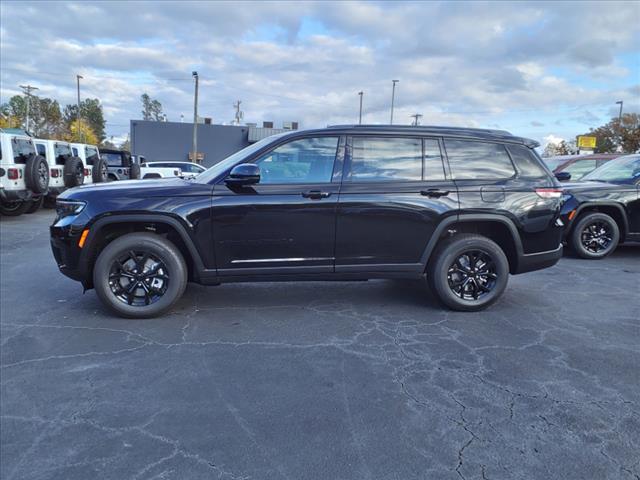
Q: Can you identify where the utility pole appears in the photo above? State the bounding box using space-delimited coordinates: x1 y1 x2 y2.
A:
358 91 363 124
19 84 39 133
76 75 83 142
233 100 243 125
410 113 423 126
390 80 399 124
616 100 623 124
192 71 199 163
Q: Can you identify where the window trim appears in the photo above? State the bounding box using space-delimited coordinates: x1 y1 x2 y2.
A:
442 138 517 181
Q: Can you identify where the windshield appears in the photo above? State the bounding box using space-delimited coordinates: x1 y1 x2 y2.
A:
581 155 640 185
195 132 290 184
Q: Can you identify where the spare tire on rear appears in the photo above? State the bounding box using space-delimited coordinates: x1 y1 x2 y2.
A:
64 156 85 188
92 157 108 183
24 154 50 194
129 162 141 180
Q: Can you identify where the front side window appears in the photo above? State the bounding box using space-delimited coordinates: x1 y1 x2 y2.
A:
349 137 422 182
562 159 596 179
445 140 515 180
507 144 550 178
254 136 339 184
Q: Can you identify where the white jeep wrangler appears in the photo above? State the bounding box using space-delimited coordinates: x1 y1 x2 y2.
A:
34 140 84 201
71 143 108 184
0 129 50 216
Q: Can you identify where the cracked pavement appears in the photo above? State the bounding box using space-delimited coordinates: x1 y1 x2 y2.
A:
1 210 639 480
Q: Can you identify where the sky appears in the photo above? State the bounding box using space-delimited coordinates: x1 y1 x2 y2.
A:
1 0 639 148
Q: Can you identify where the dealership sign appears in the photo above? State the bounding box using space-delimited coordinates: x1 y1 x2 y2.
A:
577 135 597 149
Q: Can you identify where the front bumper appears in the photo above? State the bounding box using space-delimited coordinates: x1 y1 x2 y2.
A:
513 244 563 274
50 211 92 286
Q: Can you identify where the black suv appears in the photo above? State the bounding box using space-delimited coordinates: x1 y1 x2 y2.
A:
50 125 564 318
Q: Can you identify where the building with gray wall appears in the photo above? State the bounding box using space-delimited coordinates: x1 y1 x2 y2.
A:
130 120 298 168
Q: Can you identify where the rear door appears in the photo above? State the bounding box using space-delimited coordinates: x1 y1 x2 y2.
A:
334 135 458 273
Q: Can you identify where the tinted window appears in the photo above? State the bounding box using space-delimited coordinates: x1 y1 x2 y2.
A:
72 147 79 156
36 143 46 157
55 143 72 159
424 139 446 180
562 159 596 179
102 152 122 166
445 140 515 180
254 136 338 184
350 137 422 181
507 144 549 178
12 138 35 163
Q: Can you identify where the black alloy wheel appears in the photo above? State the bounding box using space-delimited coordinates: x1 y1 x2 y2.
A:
109 250 170 306
580 221 613 254
447 250 498 301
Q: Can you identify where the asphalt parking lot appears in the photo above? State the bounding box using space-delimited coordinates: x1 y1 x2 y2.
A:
1 209 639 480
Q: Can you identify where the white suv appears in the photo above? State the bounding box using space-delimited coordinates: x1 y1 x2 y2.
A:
0 130 50 216
71 143 108 184
35 140 84 199
140 161 206 179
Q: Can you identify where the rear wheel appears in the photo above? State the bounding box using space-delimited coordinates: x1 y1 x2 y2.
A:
93 233 188 318
92 158 109 183
427 234 509 311
570 212 619 259
25 196 44 214
63 156 85 188
0 200 30 216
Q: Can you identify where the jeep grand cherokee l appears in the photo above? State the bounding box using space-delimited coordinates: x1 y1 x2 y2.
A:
50 125 564 318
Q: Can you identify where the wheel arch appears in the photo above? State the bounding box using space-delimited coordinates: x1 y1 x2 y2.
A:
570 203 628 241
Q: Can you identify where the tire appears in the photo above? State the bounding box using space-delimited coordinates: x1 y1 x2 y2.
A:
92 158 109 183
24 154 50 194
63 156 85 188
129 162 141 180
427 234 509 312
93 233 188 318
25 196 44 214
0 200 30 216
570 212 620 259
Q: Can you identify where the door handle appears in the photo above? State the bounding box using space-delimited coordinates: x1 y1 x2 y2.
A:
302 190 331 199
420 189 450 198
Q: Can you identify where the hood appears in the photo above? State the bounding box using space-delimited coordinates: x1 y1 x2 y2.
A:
59 177 212 201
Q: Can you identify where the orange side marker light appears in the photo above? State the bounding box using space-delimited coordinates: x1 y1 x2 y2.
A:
78 229 90 248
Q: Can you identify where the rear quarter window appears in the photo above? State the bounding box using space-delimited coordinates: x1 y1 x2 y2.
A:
12 138 36 164
506 144 550 179
444 140 515 180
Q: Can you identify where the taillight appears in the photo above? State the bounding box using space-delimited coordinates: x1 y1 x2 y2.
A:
84 168 90 176
51 169 60 178
535 188 563 199
8 168 19 180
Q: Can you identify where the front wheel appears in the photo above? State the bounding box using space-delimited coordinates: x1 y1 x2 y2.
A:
93 233 188 318
427 234 509 311
570 212 619 259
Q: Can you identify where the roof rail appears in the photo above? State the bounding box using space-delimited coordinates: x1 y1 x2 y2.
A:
326 124 513 136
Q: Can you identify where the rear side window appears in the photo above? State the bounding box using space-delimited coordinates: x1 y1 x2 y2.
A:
445 140 515 180
507 144 549 178
36 143 46 157
350 137 422 181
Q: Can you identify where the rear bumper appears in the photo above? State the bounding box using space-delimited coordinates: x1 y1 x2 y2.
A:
514 244 563 274
0 188 32 202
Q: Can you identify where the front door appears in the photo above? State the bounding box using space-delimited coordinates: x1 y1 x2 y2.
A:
335 135 459 273
212 135 344 275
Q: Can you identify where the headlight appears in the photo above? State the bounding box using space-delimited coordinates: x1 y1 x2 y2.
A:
56 199 86 219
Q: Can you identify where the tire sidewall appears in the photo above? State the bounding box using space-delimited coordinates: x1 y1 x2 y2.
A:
25 154 50 194
430 236 509 311
129 163 141 180
64 156 85 188
571 213 620 259
0 200 30 216
93 234 187 318
92 158 108 183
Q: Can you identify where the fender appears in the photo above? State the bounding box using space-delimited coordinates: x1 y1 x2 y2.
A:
419 213 525 268
570 201 629 238
81 213 211 278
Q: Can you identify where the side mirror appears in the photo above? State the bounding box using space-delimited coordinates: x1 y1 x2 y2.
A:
555 171 571 182
226 163 260 186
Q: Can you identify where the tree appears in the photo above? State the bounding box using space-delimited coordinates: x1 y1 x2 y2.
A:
581 113 640 153
63 119 99 145
0 95 63 138
0 114 21 129
542 139 577 157
63 98 106 142
141 93 164 121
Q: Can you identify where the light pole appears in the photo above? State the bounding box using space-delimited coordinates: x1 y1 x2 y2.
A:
616 100 623 124
19 85 39 132
410 113 422 126
76 75 83 141
192 71 199 163
390 80 399 124
358 91 363 124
